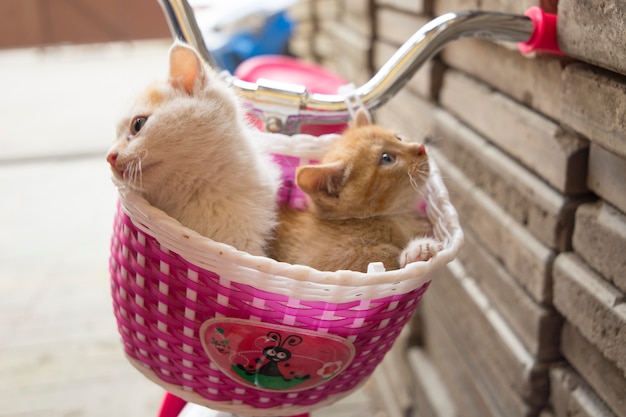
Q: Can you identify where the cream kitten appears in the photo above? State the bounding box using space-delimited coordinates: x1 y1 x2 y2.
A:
106 43 281 256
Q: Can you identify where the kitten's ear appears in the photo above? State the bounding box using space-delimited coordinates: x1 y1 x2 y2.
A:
297 162 347 198
168 43 207 94
351 108 372 128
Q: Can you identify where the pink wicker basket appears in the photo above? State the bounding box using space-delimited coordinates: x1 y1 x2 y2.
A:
109 130 463 416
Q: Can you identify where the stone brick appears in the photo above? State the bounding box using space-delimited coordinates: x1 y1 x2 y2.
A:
376 8 431 46
374 328 415 417
433 0 477 14
424 304 497 417
561 322 626 417
287 0 313 21
407 348 458 417
558 0 626 76
441 39 564 121
343 0 370 16
550 366 618 417
289 35 315 61
374 40 443 100
440 70 589 195
431 149 555 304
374 88 437 140
426 260 548 415
288 5 315 60
459 230 563 361
315 0 342 21
315 33 339 65
561 64 626 159
588 143 626 215
342 0 373 38
317 24 371 85
377 0 431 14
434 0 556 16
553 253 626 376
431 108 583 251
573 200 626 294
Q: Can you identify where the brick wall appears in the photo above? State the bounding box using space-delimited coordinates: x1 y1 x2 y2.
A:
289 1 626 416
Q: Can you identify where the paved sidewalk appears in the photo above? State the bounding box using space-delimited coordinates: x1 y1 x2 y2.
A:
0 41 389 417
0 40 171 417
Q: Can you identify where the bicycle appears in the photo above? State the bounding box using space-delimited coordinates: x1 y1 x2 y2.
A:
108 2 561 416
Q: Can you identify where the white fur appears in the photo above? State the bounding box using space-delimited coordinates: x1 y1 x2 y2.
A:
107 43 281 256
399 237 443 267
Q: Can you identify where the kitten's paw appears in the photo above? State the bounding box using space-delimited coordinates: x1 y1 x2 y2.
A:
400 238 443 267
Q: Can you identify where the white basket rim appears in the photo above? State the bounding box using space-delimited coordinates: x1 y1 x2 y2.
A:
116 130 464 302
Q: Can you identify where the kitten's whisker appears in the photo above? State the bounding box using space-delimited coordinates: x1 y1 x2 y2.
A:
136 150 147 189
137 158 143 189
409 174 422 192
129 160 139 187
128 161 135 185
134 162 140 187
408 169 428 193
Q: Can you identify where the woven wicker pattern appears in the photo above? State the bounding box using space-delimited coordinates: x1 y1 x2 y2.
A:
111 208 428 411
109 130 462 416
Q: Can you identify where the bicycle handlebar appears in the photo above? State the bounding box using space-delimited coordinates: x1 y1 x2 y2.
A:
157 0 554 132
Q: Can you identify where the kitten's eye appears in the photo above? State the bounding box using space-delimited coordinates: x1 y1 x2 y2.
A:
395 135 403 141
379 152 396 166
130 116 148 135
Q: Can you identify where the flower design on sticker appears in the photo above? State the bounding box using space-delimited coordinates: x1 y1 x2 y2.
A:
317 361 343 379
209 327 231 354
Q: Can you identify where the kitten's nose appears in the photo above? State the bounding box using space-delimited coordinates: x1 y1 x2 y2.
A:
413 144 426 156
106 152 118 166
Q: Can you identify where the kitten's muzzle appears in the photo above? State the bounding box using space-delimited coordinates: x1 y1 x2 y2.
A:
106 152 118 167
411 143 426 156
106 151 124 177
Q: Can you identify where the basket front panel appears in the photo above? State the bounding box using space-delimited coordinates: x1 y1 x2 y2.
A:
110 207 429 411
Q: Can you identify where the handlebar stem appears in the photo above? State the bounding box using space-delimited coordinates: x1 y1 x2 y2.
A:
158 0 534 132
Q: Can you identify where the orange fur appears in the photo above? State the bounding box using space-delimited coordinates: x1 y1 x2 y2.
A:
268 110 434 272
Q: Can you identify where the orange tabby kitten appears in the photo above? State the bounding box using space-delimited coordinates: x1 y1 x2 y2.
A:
269 109 442 272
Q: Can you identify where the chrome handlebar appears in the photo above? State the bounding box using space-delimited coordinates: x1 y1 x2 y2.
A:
157 0 534 132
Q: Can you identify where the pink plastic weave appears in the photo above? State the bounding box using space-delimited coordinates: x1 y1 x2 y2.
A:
110 206 430 412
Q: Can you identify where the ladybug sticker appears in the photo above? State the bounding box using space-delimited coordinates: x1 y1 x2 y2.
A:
200 318 355 392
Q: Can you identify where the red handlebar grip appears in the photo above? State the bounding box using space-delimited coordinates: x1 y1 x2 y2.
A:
517 6 564 55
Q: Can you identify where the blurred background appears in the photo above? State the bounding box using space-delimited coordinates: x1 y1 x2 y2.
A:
0 1 171 416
